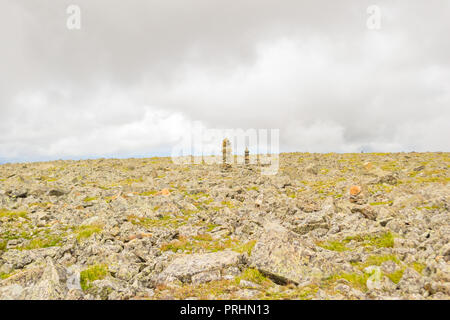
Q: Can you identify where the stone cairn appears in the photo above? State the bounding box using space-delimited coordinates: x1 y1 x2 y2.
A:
222 138 232 168
245 147 250 165
221 139 251 168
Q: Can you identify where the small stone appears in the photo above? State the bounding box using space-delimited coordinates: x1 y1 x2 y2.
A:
351 205 377 220
364 162 373 170
158 188 170 196
349 185 362 196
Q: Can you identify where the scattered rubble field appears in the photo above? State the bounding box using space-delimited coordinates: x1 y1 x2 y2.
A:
0 152 449 300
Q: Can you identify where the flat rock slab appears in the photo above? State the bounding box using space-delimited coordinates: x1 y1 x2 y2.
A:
249 222 316 284
154 250 243 284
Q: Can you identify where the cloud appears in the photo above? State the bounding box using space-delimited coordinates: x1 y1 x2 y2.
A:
0 0 449 162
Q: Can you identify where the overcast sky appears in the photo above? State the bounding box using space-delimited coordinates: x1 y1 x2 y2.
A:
0 1 449 163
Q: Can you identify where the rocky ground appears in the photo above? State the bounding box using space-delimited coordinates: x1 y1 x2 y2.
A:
0 152 449 300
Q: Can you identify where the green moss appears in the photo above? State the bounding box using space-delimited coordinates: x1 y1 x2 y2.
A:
0 209 28 219
161 236 241 254
0 240 6 252
139 190 158 196
344 232 395 248
317 240 350 252
19 235 63 250
386 268 405 284
80 264 109 291
0 271 16 280
260 285 318 300
369 201 393 206
128 214 186 229
326 272 370 291
367 183 395 195
29 202 52 208
236 268 270 286
411 262 426 274
368 232 395 248
363 254 400 266
415 176 450 184
221 200 236 209
206 224 219 232
233 240 257 256
83 197 98 202
76 225 103 241
119 178 144 185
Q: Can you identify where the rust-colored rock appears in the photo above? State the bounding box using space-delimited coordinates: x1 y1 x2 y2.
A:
157 188 170 196
364 162 373 170
349 185 362 196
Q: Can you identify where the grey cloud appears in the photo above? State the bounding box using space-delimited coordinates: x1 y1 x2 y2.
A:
0 0 449 162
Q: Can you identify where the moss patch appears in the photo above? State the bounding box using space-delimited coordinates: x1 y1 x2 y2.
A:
0 209 28 219
19 234 63 250
161 235 241 253
317 240 350 252
128 214 187 229
83 197 98 203
344 232 395 248
385 268 405 284
236 268 271 286
80 264 109 291
76 225 103 241
233 240 257 256
411 262 426 274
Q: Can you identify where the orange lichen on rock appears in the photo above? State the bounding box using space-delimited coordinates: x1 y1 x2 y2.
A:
157 188 170 196
364 162 373 170
349 185 362 196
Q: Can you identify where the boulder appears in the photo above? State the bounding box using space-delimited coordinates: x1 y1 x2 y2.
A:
249 222 316 284
154 250 244 285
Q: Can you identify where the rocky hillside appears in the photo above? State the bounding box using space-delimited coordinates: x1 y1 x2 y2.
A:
0 152 449 300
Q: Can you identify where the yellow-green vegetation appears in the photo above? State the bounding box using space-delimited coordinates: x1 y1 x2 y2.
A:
380 161 401 172
128 214 187 229
235 268 271 287
83 196 98 202
326 272 370 291
161 235 242 253
344 231 395 249
415 204 443 211
154 279 237 300
411 262 426 274
0 271 16 280
19 234 63 250
328 253 408 290
75 225 103 241
38 175 59 182
260 284 319 300
80 264 109 291
300 178 346 200
368 183 395 194
286 190 296 198
0 240 6 252
119 177 144 185
360 254 400 267
0 209 28 219
385 268 405 284
317 232 395 252
369 201 393 206
233 240 257 256
139 190 158 196
221 200 236 209
29 202 52 208
317 240 350 252
206 224 219 232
